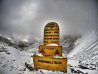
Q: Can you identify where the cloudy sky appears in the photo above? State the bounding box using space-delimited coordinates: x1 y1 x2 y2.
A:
0 0 98 41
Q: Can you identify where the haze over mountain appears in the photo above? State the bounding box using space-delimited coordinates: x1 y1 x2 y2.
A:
0 0 98 41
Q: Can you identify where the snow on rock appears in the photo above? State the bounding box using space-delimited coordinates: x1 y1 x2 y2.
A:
68 30 98 61
67 30 98 74
35 52 43 56
53 53 67 58
35 69 64 74
47 43 58 46
54 55 64 58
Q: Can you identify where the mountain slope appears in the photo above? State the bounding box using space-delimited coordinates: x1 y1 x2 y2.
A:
68 30 98 64
0 34 17 48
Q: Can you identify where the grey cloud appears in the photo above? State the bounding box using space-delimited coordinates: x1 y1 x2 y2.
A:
1 0 98 41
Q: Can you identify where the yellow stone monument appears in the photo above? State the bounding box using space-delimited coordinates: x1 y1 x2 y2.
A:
33 22 67 72
39 22 62 56
44 22 59 45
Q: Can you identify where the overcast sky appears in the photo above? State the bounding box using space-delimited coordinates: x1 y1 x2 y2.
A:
0 0 98 41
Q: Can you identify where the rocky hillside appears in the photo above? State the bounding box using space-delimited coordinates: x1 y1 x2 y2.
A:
68 30 98 64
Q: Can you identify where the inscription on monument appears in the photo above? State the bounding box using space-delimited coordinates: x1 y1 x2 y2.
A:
44 22 59 45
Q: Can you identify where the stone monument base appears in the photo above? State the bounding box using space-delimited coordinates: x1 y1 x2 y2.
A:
32 55 67 73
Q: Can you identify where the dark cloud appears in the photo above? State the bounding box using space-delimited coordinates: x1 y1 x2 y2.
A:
1 0 98 41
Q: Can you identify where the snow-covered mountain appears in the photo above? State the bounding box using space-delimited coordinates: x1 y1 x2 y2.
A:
0 41 35 74
0 31 98 74
0 38 64 74
68 30 98 64
16 40 33 50
0 34 14 43
0 34 34 74
0 34 18 48
61 36 79 54
0 34 38 50
26 40 42 53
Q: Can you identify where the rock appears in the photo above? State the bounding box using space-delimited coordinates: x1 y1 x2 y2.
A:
25 62 34 71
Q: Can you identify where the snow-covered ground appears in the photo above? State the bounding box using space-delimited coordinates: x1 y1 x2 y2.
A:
0 43 34 74
68 59 98 74
0 30 98 74
0 42 65 74
67 30 98 74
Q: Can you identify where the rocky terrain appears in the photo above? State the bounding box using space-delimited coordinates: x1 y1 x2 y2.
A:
0 30 98 74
